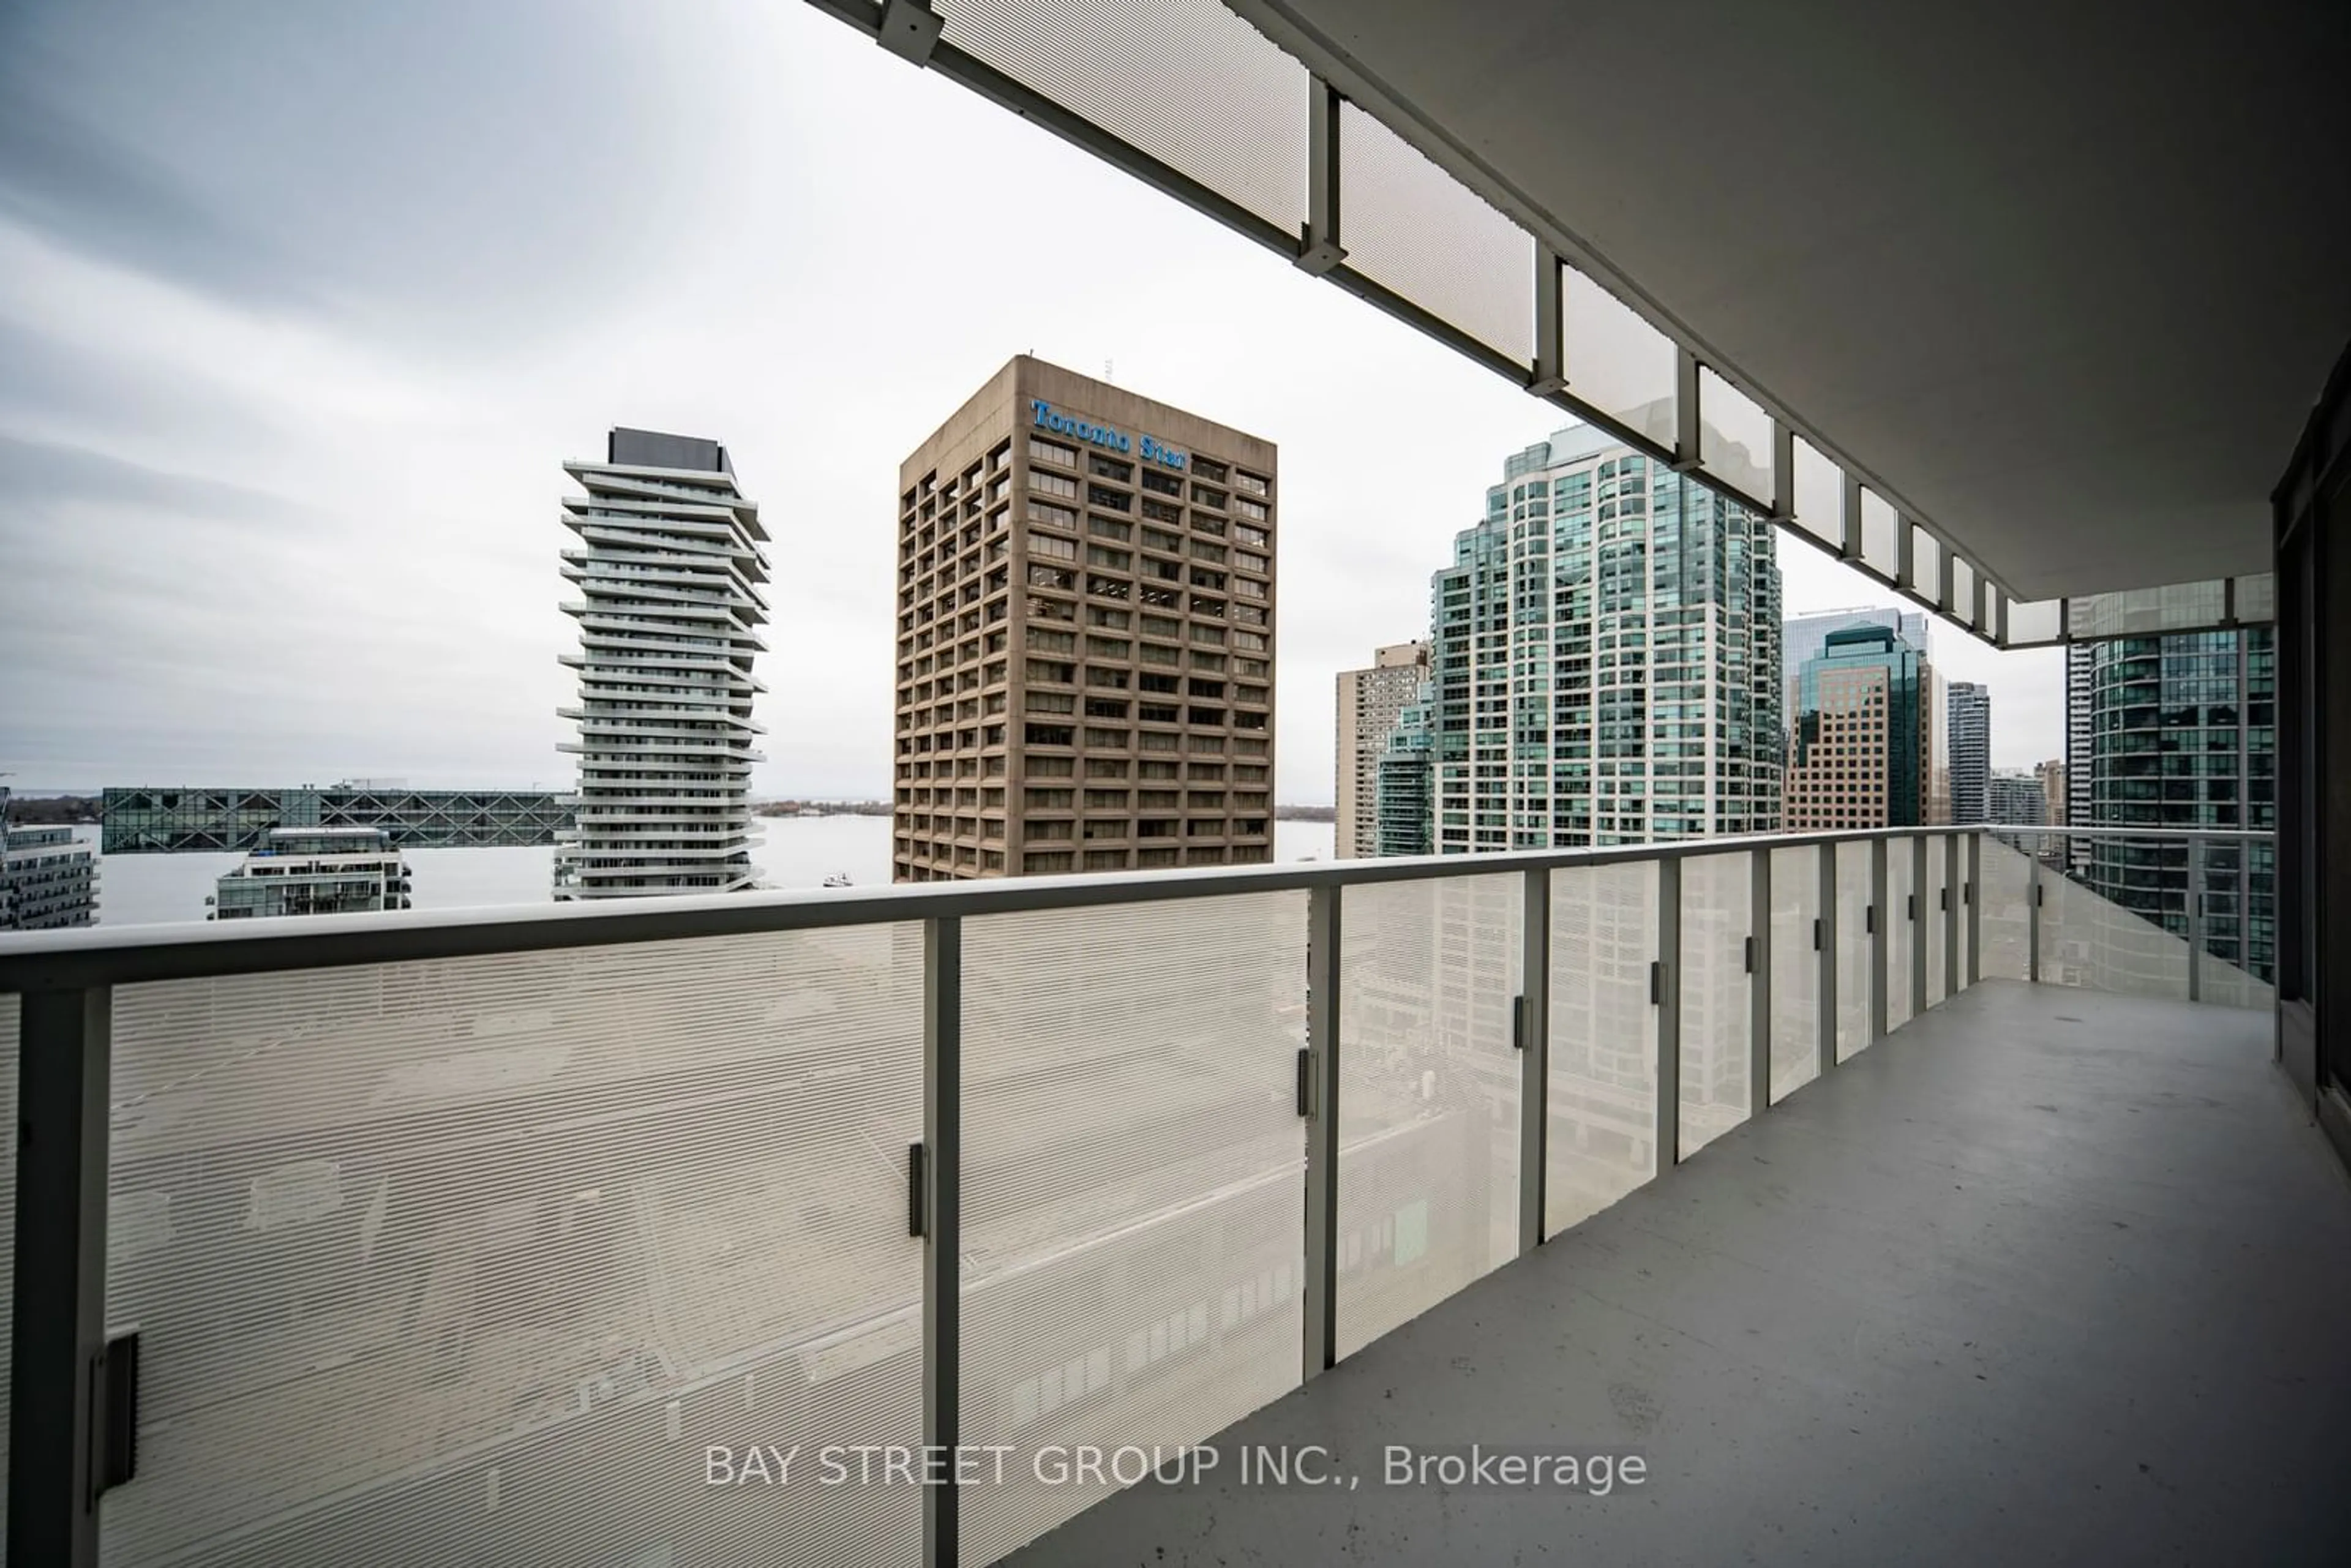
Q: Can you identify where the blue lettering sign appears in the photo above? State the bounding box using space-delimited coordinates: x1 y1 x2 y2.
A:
1139 435 1188 471
1032 400 1187 470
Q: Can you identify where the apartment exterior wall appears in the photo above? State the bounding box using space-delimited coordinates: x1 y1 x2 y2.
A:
1337 642 1430 858
1988 771 2045 825
211 829 413 920
1948 681 1990 824
1417 429 1780 855
894 357 1277 880
2036 759 2067 826
1 825 100 931
555 428 770 899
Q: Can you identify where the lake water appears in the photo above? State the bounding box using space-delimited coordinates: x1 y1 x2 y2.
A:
73 817 1338 927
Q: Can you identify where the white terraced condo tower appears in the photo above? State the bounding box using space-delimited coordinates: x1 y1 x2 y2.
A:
555 427 770 899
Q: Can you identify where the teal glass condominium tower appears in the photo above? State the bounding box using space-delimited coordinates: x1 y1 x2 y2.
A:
1382 426 1782 853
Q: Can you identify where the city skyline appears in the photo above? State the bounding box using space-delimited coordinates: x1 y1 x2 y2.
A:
0 0 2066 804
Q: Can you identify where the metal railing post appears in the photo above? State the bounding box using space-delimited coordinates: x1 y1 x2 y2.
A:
1747 847 1771 1119
2027 851 2043 983
1910 835 1929 1014
1966 831 1982 986
1870 838 1890 1041
1518 869 1550 1253
2186 836 2205 1003
1654 859 1682 1168
9 985 112 1568
1297 78 1347 275
1303 883 1342 1378
1816 841 1838 1077
921 920 961 1568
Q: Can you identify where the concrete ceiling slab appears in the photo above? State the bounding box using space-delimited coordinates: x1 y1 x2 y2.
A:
1245 0 2351 599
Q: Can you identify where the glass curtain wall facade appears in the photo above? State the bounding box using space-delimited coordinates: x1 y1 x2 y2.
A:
1784 626 1935 829
1410 427 1782 854
2076 628 2277 982
1949 681 1990 824
1373 679 1437 857
1780 607 1926 756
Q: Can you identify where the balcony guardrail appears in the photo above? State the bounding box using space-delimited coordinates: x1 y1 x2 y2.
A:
0 824 2270 1566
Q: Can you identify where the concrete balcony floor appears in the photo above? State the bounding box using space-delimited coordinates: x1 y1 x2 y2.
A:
1010 981 2351 1567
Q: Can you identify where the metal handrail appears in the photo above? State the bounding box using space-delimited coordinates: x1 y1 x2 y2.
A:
0 823 2269 991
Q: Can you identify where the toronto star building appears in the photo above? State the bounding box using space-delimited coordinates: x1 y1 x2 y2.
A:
893 356 1277 880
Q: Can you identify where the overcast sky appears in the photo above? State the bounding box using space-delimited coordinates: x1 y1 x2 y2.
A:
0 0 2064 802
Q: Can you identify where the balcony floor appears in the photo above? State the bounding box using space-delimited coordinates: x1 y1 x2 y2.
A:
1009 981 2351 1567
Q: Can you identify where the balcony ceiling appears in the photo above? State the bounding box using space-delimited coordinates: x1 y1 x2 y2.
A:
1241 0 2351 599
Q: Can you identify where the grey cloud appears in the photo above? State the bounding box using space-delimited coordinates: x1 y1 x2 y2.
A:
0 75 323 315
0 429 307 526
0 320 286 463
0 0 725 354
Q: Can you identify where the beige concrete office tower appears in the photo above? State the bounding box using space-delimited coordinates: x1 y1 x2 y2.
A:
894 357 1277 880
1335 641 1429 858
2036 759 2068 826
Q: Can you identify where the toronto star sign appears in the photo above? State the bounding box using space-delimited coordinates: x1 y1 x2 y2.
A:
1030 400 1188 471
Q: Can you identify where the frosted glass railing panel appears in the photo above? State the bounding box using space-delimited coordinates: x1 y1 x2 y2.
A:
1910 527 1943 606
1952 558 1978 629
2194 842 2277 1010
1922 836 1949 1008
1342 102 1534 363
1859 490 1900 578
1885 838 1916 1031
2066 580 2227 638
1769 846 1821 1104
936 0 1306 231
2235 573 2275 623
2005 598 2063 646
961 892 1308 1565
2040 857 2191 1002
1834 843 1873 1060
1337 876 1519 1359
1788 436 1843 550
2200 951 2277 1010
1697 368 1773 505
1678 853 1752 1160
103 930 927 1568
1979 836 2034 979
1562 261 1676 451
1547 864 1658 1237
